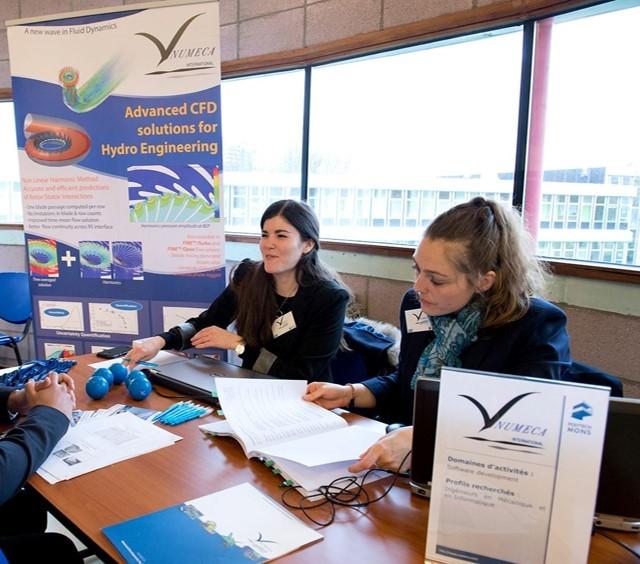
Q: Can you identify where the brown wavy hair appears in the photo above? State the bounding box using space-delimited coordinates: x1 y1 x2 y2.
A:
425 197 547 328
232 199 350 347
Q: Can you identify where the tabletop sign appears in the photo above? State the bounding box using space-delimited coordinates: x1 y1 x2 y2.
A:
425 368 610 564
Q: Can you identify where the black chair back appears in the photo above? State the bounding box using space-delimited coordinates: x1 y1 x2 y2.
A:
565 360 623 397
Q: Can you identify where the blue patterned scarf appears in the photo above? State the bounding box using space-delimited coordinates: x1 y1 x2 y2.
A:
411 299 485 389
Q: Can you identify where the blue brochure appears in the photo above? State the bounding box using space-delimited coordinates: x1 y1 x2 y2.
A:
103 483 322 563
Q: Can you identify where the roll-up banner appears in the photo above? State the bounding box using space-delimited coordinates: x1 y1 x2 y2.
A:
6 1 225 360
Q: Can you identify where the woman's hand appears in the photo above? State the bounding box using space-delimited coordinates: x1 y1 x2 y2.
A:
125 336 166 369
303 382 352 410
348 426 413 473
190 326 243 350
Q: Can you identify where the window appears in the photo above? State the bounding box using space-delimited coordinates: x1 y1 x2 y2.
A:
221 71 305 233
307 29 521 243
0 102 22 223
214 0 639 270
532 3 640 267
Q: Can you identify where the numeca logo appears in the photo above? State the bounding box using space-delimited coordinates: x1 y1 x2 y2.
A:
136 13 204 65
460 392 536 431
459 391 547 451
135 13 216 75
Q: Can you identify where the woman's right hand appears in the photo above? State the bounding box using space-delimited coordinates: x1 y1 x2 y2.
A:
303 382 352 409
125 336 166 369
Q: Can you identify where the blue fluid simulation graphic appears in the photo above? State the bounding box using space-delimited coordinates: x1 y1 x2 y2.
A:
112 241 143 280
79 241 111 279
27 238 59 277
128 164 220 223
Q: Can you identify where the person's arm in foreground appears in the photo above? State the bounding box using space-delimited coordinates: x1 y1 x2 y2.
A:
0 373 75 504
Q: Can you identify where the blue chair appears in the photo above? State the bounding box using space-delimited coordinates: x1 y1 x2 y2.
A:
0 273 33 366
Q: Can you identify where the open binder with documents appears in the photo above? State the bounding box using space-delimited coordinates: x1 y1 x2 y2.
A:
199 378 387 494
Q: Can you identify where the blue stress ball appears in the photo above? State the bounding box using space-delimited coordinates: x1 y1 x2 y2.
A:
109 363 128 385
128 376 152 401
85 375 109 400
125 370 146 389
93 367 113 387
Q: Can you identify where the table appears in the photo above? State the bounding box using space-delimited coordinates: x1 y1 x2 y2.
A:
27 355 640 563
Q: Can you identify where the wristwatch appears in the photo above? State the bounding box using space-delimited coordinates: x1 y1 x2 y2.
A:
234 340 246 355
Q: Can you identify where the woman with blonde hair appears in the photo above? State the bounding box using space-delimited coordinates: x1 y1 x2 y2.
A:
304 197 571 471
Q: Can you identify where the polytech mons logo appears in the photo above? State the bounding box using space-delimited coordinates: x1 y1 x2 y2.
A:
571 401 593 421
567 401 594 436
135 12 216 75
459 391 549 453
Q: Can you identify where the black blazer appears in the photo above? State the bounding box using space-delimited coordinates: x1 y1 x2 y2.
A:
160 260 349 381
362 290 572 424
0 387 69 506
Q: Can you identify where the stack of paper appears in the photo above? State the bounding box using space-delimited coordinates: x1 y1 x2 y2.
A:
200 378 387 494
71 403 159 426
103 482 323 563
38 411 181 484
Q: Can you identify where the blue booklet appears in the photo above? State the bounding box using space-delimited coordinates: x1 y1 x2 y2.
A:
103 482 322 563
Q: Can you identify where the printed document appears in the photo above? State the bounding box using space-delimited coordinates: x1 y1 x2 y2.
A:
200 378 386 493
38 411 181 484
212 378 383 464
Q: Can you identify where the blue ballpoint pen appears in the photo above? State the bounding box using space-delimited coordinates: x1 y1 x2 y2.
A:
152 401 184 423
169 403 210 425
171 406 206 425
163 403 195 424
173 404 205 424
162 407 190 424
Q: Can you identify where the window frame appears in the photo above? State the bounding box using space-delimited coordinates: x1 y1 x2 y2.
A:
2 0 639 284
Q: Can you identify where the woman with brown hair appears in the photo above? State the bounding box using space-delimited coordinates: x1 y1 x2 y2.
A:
127 199 350 381
304 196 571 470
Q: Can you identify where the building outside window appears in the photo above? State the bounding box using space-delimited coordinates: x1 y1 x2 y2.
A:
530 3 640 266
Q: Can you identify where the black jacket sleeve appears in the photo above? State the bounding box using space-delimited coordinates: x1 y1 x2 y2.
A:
159 260 255 350
360 290 417 417
0 388 69 505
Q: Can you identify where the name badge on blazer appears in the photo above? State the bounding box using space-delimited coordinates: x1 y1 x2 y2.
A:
272 311 296 338
405 308 432 333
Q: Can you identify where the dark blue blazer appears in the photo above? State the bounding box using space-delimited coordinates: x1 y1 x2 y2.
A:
362 290 572 424
0 387 69 506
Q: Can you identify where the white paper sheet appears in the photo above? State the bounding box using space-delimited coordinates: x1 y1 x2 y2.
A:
214 378 347 455
200 411 389 493
37 411 181 483
259 425 384 466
